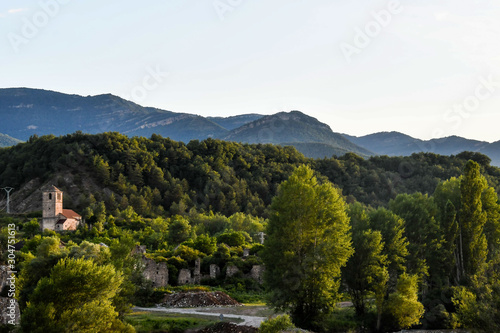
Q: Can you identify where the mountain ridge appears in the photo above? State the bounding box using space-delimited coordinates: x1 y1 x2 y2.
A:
222 111 373 158
1 88 499 165
345 131 500 166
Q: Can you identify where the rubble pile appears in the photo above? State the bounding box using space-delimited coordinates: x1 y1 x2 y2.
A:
196 322 258 333
162 291 240 308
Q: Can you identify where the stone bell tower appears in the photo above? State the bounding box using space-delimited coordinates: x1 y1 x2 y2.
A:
41 185 63 230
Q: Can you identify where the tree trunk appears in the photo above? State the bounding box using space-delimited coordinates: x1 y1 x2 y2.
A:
376 309 382 332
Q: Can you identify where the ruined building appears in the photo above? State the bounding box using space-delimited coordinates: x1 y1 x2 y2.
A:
132 245 265 287
40 185 81 231
132 245 169 287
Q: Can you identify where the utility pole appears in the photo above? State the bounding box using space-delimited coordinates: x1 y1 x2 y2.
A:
1 187 14 214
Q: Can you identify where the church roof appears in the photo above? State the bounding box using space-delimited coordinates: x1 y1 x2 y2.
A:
42 184 62 192
61 209 81 219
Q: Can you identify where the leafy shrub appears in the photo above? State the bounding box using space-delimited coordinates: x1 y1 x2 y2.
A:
259 314 295 333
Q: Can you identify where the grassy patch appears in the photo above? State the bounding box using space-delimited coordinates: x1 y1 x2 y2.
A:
125 311 219 333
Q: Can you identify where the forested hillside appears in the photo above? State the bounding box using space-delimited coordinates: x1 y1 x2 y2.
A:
1 132 498 217
1 133 500 332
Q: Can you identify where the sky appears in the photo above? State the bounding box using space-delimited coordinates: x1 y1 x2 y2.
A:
1 0 500 142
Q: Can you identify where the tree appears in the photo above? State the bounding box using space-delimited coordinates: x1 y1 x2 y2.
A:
386 273 425 329
167 216 193 245
458 160 488 280
21 257 133 333
193 234 217 255
343 203 387 316
23 218 41 238
389 193 441 284
442 200 459 284
262 165 353 328
369 208 409 285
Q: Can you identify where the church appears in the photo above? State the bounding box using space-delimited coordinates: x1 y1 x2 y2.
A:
40 185 82 231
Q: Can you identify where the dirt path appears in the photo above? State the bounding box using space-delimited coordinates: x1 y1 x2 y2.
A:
133 306 267 328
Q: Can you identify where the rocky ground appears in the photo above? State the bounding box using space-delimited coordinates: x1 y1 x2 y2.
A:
191 322 258 333
161 291 241 308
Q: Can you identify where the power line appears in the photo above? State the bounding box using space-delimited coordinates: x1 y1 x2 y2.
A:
1 187 14 214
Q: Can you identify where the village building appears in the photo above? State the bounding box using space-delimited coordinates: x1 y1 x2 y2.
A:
40 185 82 231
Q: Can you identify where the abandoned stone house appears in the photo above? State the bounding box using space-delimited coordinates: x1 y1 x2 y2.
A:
133 245 169 288
40 185 82 231
132 245 265 288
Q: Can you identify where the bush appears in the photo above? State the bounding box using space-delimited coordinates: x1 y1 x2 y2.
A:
320 308 360 333
259 314 295 333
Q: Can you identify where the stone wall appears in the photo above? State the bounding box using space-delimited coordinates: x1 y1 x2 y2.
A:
62 218 80 231
226 265 239 277
178 268 192 285
142 257 168 287
193 258 201 284
131 245 265 287
210 264 220 279
250 265 265 284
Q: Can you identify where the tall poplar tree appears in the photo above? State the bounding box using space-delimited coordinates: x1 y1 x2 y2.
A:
262 165 353 328
343 203 387 316
459 160 488 280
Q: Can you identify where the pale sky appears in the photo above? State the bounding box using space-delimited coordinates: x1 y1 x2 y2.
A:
1 0 500 142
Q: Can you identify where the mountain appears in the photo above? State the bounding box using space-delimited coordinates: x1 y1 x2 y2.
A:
343 131 425 156
0 133 22 147
476 140 500 167
0 89 373 159
222 111 373 158
346 132 500 166
4 88 500 164
208 114 264 130
0 88 227 142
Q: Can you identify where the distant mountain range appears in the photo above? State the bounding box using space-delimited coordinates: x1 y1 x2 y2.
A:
344 132 500 166
1 88 499 166
0 88 370 158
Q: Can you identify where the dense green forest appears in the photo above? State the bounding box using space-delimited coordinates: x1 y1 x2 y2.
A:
1 132 498 216
1 132 500 332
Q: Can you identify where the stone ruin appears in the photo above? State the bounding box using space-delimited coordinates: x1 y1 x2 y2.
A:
226 265 240 278
132 245 168 287
250 265 265 284
143 257 168 287
210 264 220 279
177 258 201 285
132 245 265 287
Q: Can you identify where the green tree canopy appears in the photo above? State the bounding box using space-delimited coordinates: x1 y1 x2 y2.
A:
21 257 133 332
262 165 353 328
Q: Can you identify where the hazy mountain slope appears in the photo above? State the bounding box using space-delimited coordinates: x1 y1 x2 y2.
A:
208 114 264 130
346 132 500 166
480 140 500 167
0 88 227 142
427 136 487 155
0 133 22 147
344 131 425 156
222 111 373 157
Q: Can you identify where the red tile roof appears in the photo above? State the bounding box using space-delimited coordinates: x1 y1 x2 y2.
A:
61 209 81 219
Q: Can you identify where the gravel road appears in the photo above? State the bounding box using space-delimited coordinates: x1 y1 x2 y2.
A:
133 306 267 327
